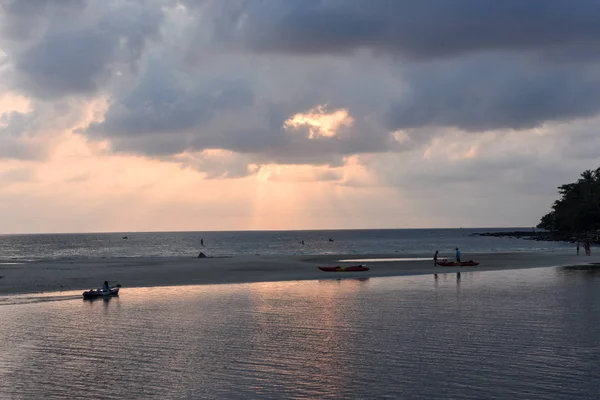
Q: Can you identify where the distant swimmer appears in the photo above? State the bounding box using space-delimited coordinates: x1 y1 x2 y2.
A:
433 250 438 266
328 237 334 242
455 247 461 263
301 240 305 245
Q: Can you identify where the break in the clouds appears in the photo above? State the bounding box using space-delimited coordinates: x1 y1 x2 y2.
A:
2 0 600 176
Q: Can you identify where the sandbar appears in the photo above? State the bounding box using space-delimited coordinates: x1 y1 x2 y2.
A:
0 250 597 296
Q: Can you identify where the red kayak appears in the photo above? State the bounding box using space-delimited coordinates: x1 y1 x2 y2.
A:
318 265 370 272
436 261 479 267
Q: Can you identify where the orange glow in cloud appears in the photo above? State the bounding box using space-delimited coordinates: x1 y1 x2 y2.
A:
255 164 341 183
391 130 410 144
0 93 32 116
284 105 353 138
0 127 412 233
422 130 500 162
0 94 418 233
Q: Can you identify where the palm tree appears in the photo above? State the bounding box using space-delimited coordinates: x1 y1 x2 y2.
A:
539 167 600 235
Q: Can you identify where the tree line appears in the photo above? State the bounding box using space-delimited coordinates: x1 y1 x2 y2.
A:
538 168 600 236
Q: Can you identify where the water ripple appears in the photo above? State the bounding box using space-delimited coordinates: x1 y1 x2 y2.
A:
0 268 599 399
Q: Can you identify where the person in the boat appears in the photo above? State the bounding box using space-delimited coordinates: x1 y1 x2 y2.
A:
102 281 111 292
455 248 461 263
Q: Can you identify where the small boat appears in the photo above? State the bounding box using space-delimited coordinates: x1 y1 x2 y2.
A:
436 261 479 267
318 265 370 272
82 287 119 299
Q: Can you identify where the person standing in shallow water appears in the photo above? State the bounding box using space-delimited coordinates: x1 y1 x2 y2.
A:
433 250 438 266
577 240 580 255
455 247 461 263
585 241 591 256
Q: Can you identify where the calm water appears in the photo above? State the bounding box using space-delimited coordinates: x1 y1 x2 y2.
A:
0 228 571 261
1 267 599 399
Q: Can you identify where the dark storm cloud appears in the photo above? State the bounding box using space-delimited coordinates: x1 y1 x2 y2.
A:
385 55 600 131
213 0 600 59
4 0 165 99
85 53 405 163
185 0 600 133
86 59 255 153
2 0 85 17
16 30 115 98
0 0 88 41
5 0 600 179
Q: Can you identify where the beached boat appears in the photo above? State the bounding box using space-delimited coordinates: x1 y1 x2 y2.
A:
436 261 479 267
82 287 119 299
318 265 369 272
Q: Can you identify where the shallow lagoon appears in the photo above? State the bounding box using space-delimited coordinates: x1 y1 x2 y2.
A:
1 267 599 399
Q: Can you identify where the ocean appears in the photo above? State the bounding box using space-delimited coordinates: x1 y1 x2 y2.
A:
1 266 599 399
0 228 572 261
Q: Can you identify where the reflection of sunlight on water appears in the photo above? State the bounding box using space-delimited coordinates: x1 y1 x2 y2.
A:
1 269 600 399
241 278 374 396
0 291 82 306
339 257 430 262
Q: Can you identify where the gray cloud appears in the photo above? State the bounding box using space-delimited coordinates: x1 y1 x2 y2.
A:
16 30 115 98
208 0 600 59
0 111 46 159
87 59 254 143
155 2 600 152
363 119 600 203
3 0 600 184
0 98 93 160
192 1 600 132
85 53 411 167
0 0 87 41
385 55 600 131
4 0 165 99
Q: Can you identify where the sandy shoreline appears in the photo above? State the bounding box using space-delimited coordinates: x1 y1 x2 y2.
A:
0 250 598 296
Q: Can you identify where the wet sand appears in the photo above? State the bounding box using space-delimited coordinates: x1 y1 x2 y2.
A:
0 250 597 295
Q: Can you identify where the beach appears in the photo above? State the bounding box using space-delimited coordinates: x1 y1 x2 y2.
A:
0 249 596 296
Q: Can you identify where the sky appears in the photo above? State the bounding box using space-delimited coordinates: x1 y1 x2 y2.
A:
0 0 599 233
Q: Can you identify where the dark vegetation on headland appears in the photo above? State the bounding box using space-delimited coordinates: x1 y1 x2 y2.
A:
471 230 579 243
473 168 600 245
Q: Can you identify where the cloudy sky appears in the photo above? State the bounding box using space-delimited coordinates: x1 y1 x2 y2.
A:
0 0 599 233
